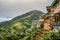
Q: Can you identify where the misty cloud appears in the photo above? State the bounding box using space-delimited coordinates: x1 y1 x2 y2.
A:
0 0 54 18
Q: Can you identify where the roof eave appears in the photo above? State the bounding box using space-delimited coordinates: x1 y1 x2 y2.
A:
51 0 59 7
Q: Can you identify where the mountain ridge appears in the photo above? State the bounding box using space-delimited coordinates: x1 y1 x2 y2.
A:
0 10 45 30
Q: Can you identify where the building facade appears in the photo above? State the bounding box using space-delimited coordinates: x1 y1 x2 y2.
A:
44 0 60 30
31 0 60 31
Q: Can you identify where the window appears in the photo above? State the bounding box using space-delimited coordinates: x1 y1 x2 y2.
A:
52 13 60 26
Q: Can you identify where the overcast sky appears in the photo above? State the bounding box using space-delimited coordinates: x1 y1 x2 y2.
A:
0 0 54 22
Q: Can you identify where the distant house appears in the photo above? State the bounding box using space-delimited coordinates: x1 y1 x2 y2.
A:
31 20 38 28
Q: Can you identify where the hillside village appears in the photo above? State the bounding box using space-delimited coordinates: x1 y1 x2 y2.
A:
32 0 60 31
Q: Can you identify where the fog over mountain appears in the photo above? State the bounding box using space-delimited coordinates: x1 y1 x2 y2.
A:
0 0 54 22
0 17 12 22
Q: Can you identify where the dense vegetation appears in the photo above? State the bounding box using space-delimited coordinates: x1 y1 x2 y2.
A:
0 22 44 40
40 30 60 40
0 23 60 40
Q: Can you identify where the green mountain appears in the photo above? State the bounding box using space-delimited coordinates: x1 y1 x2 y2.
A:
0 10 45 31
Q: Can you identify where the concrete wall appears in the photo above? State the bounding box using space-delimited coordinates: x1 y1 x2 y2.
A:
54 3 60 13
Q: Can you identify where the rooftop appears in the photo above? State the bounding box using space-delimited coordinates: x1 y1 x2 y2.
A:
51 0 60 7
